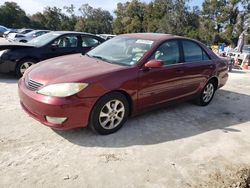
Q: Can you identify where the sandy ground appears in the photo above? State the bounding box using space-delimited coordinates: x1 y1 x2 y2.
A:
0 41 250 187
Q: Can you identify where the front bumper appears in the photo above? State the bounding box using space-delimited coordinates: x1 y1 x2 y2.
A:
18 78 98 129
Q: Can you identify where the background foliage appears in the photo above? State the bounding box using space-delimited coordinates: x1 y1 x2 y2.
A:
0 0 249 45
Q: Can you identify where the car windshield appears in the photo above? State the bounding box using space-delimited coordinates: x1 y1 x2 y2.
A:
24 31 37 37
87 36 154 66
27 32 60 47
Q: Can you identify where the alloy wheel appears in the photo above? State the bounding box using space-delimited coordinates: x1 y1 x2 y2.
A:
202 83 214 103
20 62 34 75
99 99 125 130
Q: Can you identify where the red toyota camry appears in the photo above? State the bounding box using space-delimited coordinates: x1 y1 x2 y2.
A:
18 33 228 134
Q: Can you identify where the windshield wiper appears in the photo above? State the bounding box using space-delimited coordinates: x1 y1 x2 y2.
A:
87 54 114 64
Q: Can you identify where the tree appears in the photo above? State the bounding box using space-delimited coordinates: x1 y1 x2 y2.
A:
113 2 128 34
74 17 85 32
78 4 113 34
0 2 30 28
202 0 227 33
1 0 249 46
29 12 47 29
184 6 201 40
113 0 147 34
62 5 77 31
42 7 64 30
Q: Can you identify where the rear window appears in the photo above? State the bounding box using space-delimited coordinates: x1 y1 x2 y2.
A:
182 40 210 62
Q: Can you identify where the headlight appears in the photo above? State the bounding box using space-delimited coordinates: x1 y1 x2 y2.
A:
37 83 88 97
0 50 7 57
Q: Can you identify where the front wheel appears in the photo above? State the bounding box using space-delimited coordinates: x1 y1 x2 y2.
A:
196 81 216 106
89 92 129 135
16 59 36 77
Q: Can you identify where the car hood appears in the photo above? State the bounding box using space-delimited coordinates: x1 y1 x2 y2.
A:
0 42 35 50
27 54 127 85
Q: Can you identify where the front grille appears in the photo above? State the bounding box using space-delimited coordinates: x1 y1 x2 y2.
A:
26 78 43 91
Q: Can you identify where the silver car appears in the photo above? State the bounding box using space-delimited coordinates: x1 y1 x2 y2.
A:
8 30 50 43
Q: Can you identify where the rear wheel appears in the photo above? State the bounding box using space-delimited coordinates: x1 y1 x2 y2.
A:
89 92 129 135
196 80 216 106
16 59 36 77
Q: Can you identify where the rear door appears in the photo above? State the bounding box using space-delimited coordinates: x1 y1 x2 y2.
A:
138 40 186 109
181 40 215 96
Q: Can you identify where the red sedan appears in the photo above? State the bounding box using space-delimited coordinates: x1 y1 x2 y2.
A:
18 33 229 134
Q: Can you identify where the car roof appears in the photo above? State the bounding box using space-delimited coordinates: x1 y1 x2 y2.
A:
20 28 33 31
119 33 185 41
52 31 97 36
24 30 50 36
34 30 50 32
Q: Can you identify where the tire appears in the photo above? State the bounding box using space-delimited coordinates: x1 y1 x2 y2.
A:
196 80 216 106
15 59 37 78
89 92 129 135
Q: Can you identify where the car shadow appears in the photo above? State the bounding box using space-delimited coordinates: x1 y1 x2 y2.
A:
54 89 250 147
0 73 18 84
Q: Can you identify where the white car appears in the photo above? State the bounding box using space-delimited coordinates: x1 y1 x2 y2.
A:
7 30 50 43
98 34 116 40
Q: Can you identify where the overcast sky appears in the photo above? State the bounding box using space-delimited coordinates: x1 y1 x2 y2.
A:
0 0 203 15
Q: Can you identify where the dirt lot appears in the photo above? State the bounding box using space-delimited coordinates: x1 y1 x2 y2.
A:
0 48 250 187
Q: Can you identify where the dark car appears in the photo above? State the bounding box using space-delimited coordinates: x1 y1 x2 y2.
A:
0 31 105 77
18 33 229 135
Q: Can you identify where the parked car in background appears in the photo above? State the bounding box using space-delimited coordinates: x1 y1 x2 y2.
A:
18 33 229 135
3 28 33 38
4 28 34 38
0 31 105 77
0 25 9 37
7 30 50 43
98 34 116 40
18 28 34 35
2 28 18 38
226 45 250 67
242 45 250 55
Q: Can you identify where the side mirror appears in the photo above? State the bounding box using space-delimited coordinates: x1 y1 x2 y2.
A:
144 59 163 68
51 43 58 50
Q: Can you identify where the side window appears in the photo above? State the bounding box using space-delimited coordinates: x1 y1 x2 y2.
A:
82 37 100 47
182 40 210 62
35 31 45 37
54 35 78 48
203 51 210 60
150 40 180 65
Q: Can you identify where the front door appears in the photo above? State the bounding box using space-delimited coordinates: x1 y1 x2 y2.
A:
42 34 79 59
138 40 186 109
